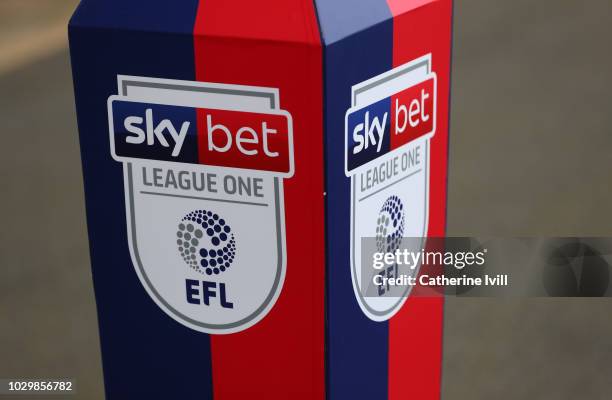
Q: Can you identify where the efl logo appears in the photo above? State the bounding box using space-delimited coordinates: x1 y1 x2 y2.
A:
110 100 293 175
345 54 437 321
108 76 293 334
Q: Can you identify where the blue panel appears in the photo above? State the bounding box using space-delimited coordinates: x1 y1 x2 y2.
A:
346 97 392 171
70 0 196 33
68 1 213 398
314 0 392 45
314 0 393 398
111 101 199 163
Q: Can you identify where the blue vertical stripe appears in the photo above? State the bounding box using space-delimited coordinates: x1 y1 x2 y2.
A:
315 0 393 399
69 1 213 398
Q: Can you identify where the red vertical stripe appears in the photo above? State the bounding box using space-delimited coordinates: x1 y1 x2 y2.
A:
390 77 436 150
193 1 325 399
385 1 453 399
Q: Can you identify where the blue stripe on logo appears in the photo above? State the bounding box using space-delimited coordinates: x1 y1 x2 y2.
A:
346 97 391 171
111 101 199 163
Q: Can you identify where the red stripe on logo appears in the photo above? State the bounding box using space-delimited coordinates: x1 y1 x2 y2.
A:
390 77 436 151
194 1 325 399
197 108 293 174
385 1 453 399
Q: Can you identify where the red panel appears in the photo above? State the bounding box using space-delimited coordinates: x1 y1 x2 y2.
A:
194 1 324 399
197 108 292 174
385 1 453 399
390 77 436 150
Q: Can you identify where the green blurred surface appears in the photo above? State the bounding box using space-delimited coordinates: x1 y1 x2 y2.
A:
0 1 76 34
444 1 612 399
0 52 103 399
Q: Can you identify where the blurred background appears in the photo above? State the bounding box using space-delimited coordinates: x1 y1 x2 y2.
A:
0 1 611 399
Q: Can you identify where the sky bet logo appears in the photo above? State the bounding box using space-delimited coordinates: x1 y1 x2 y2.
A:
110 99 293 175
345 54 437 321
346 76 436 171
107 76 293 334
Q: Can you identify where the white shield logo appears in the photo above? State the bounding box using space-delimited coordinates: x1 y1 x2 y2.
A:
345 54 437 321
108 76 293 334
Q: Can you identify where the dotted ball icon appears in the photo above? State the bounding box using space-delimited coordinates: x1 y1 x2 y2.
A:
376 195 405 254
176 209 236 276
